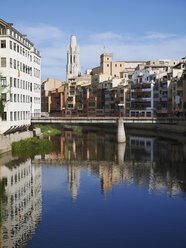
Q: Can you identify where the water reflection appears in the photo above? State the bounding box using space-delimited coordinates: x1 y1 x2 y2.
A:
0 131 186 247
35 131 186 199
68 165 80 199
0 154 42 248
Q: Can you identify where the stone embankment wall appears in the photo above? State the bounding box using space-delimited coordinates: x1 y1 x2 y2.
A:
126 123 186 135
0 128 41 155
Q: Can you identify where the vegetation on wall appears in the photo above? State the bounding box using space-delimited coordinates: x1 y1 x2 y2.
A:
12 137 52 158
34 125 61 137
72 126 83 135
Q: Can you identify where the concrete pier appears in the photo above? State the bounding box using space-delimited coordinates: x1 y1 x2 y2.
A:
118 142 126 164
117 118 126 143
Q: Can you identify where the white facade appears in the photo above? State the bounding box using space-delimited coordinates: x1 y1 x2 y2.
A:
66 35 81 82
0 19 41 134
130 69 156 117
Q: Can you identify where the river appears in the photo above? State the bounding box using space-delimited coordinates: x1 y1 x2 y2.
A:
0 128 186 248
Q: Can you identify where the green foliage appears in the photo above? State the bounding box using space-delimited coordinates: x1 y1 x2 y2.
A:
72 126 82 135
34 125 61 137
12 137 52 158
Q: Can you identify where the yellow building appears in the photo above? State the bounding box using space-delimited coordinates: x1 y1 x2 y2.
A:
92 53 146 83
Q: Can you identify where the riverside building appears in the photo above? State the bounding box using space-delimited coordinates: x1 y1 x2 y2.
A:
0 19 41 134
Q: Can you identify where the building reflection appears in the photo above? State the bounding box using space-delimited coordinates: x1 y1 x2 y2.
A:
41 131 186 199
68 165 80 200
0 155 42 248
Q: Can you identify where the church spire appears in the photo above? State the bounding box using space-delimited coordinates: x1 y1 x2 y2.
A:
66 35 81 82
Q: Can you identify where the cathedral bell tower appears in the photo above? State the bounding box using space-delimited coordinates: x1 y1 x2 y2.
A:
66 35 81 82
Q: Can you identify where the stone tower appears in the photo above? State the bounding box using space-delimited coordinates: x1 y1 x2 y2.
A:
66 35 81 82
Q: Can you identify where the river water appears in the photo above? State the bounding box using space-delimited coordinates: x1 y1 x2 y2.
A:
0 128 186 248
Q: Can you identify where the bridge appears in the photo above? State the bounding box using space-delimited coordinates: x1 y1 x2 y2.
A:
31 117 184 143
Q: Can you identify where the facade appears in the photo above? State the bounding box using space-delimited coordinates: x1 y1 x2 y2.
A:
130 68 156 117
49 85 66 114
66 74 91 112
128 59 183 117
66 35 81 82
172 61 186 116
41 78 64 113
0 19 41 134
92 53 146 84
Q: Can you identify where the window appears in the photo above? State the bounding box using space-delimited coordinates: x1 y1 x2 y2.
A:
120 64 122 67
14 112 17 121
10 112 13 121
10 94 13 102
17 45 19 53
10 41 12 49
10 77 12 87
0 24 6 35
1 93 6 102
14 94 16 102
17 61 20 70
88 102 95 107
1 40 6 48
1 57 6 67
14 78 16 87
115 64 117 67
107 64 109 67
14 59 16 69
13 42 16 51
10 58 12 68
2 112 7 121
1 77 7 86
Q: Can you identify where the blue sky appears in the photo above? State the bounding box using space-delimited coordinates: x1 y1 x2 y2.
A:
1 0 186 80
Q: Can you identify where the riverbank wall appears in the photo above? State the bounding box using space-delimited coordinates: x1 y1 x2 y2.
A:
125 123 186 135
61 122 186 135
0 128 42 155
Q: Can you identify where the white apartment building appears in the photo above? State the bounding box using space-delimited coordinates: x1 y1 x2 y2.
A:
0 19 41 134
